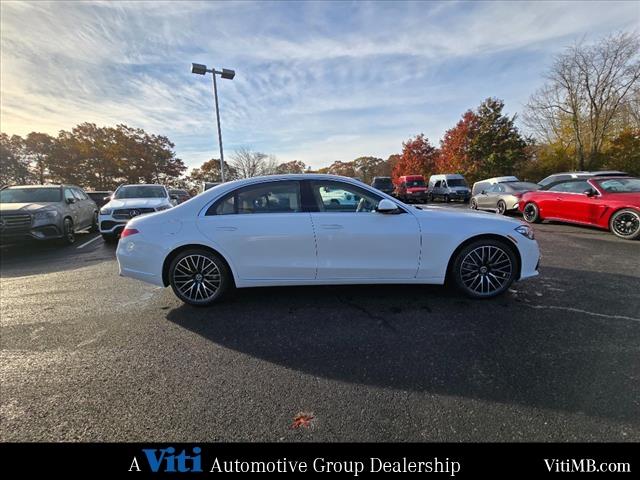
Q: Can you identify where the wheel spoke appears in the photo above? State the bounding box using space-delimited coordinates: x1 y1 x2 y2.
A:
460 245 513 295
173 254 222 302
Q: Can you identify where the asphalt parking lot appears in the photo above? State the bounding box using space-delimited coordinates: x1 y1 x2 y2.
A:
1 204 639 442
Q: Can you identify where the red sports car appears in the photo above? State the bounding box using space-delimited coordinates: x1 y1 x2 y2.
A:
518 176 640 240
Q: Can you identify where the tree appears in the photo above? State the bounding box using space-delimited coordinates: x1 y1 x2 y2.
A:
0 133 32 186
24 132 54 184
604 127 640 176
525 32 640 170
468 98 528 180
437 110 477 175
276 160 306 174
231 147 269 178
326 160 356 178
392 134 438 183
189 159 237 183
353 156 384 184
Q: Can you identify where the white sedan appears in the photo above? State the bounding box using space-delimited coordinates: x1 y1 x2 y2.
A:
116 174 540 306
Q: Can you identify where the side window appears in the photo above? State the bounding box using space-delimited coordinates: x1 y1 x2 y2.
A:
72 188 86 200
311 181 382 213
549 181 589 193
497 184 506 193
207 181 301 215
64 188 75 202
434 181 441 188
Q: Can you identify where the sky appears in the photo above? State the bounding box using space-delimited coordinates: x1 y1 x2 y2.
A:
1 1 638 170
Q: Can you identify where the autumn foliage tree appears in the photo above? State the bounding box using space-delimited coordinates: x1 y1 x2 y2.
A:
392 134 439 183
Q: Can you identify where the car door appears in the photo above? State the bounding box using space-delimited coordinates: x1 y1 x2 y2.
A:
72 188 92 228
63 187 81 226
477 184 497 209
551 180 593 223
308 180 421 279
197 180 316 280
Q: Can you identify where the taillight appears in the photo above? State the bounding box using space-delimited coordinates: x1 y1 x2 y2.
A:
121 227 139 239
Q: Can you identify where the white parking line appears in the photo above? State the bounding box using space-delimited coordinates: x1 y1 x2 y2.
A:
76 235 103 249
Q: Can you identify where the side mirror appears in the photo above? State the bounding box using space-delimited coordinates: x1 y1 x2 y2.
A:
376 198 399 214
66 197 76 204
584 188 596 197
481 190 487 195
103 196 111 202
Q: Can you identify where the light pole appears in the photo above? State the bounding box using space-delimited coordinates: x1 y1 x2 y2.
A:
191 63 235 183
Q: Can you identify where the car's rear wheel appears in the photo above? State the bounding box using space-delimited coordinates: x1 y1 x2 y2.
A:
61 218 75 245
609 209 640 240
169 249 231 306
497 200 507 215
452 239 517 299
523 202 541 223
470 198 478 210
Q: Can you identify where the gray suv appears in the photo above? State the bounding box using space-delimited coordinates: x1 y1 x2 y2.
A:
0 185 98 245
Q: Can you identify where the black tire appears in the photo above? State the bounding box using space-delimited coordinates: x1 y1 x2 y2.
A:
102 233 118 244
609 209 640 240
428 194 433 202
523 202 541 223
444 194 450 203
452 239 518 299
61 218 75 245
497 200 507 215
89 211 99 232
470 198 478 210
169 249 231 307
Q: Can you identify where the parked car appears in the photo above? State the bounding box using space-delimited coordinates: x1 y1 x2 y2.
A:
471 176 519 196
99 184 175 243
116 174 540 306
428 174 471 203
519 176 640 240
538 170 627 189
370 176 395 196
0 184 98 245
169 189 191 204
86 191 113 209
471 181 540 215
395 175 428 203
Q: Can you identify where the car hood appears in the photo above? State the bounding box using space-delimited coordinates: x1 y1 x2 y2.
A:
0 202 57 213
414 205 523 226
105 198 169 209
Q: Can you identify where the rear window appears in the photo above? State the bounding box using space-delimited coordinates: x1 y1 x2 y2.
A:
506 182 540 191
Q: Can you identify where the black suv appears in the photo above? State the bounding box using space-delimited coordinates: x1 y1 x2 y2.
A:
371 176 395 196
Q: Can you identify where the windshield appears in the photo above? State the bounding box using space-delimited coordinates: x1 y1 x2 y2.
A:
373 179 393 187
507 182 540 191
407 180 425 187
447 179 467 187
0 187 61 203
595 178 640 193
114 186 167 199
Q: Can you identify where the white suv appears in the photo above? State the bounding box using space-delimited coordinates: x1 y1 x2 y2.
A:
99 184 174 242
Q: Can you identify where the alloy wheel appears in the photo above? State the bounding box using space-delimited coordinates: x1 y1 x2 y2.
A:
523 203 538 223
460 245 513 296
172 254 221 302
611 210 640 239
497 201 506 215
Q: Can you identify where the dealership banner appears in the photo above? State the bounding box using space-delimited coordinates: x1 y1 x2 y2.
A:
1 443 634 476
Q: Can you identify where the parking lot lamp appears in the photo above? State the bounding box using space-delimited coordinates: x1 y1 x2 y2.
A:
191 63 236 183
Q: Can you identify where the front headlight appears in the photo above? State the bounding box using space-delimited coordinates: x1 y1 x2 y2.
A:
155 205 171 211
515 224 535 240
33 210 58 221
100 207 112 215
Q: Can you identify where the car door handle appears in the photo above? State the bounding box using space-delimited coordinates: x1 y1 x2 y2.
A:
321 224 344 230
215 226 237 231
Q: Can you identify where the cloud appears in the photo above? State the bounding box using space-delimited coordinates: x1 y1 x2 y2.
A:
1 0 638 169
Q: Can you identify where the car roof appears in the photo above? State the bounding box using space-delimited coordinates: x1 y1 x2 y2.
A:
5 184 63 189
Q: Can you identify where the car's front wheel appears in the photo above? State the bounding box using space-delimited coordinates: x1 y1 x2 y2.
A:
470 198 478 210
169 249 231 306
61 218 75 245
610 209 640 240
452 239 517 299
